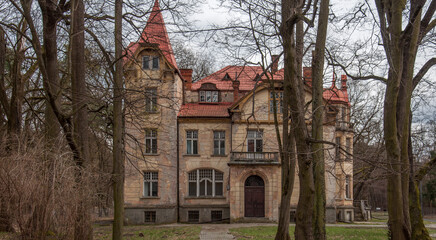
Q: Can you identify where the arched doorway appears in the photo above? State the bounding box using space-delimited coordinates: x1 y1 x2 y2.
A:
244 175 265 217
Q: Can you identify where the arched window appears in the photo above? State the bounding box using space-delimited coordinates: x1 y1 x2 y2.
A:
188 169 223 197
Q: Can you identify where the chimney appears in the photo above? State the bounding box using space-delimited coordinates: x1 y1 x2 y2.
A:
341 74 347 90
303 67 312 87
232 80 240 102
271 55 279 73
180 69 193 90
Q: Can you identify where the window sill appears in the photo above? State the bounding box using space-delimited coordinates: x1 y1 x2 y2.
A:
185 196 225 200
140 196 160 199
144 153 159 156
183 154 201 157
210 154 227 157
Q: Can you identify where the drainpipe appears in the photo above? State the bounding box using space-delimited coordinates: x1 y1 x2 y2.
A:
177 120 180 222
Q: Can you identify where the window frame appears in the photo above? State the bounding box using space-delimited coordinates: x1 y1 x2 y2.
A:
142 55 159 70
144 211 156 223
345 175 351 199
269 91 283 114
335 137 341 160
213 131 225 156
345 137 352 161
199 90 219 103
188 169 224 197
143 171 158 197
186 130 198 155
145 88 158 113
247 130 263 153
144 129 158 154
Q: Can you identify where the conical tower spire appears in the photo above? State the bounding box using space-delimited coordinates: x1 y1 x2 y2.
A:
139 0 178 69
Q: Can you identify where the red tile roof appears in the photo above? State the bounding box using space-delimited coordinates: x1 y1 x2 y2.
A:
192 66 284 91
124 0 178 69
323 87 350 106
178 102 233 118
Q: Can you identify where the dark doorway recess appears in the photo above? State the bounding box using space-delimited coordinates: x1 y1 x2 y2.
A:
244 175 265 217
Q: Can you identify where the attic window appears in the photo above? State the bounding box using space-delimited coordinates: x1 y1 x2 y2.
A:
142 55 159 70
222 73 232 81
200 91 219 103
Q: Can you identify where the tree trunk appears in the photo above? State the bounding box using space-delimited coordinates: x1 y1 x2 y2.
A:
312 0 329 239
71 0 92 238
112 0 124 239
8 20 26 136
408 125 431 240
274 45 296 240
39 0 61 143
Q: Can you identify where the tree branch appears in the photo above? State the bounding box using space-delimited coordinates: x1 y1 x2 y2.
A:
415 156 436 182
412 57 436 90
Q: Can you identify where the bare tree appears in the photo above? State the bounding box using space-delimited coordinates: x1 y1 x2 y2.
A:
112 0 124 239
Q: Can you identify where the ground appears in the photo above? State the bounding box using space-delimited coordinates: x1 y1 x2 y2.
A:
1 218 436 239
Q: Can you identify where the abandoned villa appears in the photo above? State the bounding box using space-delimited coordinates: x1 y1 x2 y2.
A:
123 0 354 224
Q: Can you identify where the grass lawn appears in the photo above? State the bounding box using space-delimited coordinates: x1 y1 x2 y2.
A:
93 225 201 240
230 226 389 240
1 226 201 240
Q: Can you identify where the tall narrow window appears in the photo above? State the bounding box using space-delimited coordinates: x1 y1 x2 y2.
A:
213 131 225 155
346 137 352 160
142 55 159 70
341 107 346 122
142 56 150 69
145 129 157 154
145 88 158 113
143 171 158 197
247 130 263 152
188 169 223 197
345 175 351 199
269 91 283 113
152 56 159 69
187 130 198 155
335 137 341 160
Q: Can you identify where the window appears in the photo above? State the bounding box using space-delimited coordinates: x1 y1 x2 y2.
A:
345 175 351 199
188 211 199 223
144 211 156 223
145 129 157 154
211 211 223 222
213 131 225 155
188 169 223 197
142 55 159 70
145 88 158 113
199 91 219 102
247 130 263 152
335 137 341 160
143 171 158 197
269 91 283 113
346 137 352 160
341 107 346 122
186 130 198 155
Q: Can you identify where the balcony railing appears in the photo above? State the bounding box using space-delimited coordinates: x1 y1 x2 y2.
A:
230 152 279 164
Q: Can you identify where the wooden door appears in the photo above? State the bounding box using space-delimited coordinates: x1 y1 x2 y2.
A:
244 175 265 217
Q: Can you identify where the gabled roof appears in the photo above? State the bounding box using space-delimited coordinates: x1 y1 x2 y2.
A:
125 0 178 69
191 66 284 91
178 102 233 118
323 87 350 106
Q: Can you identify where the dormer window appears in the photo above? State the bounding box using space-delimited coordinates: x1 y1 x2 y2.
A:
142 55 159 70
200 91 219 102
222 73 232 81
198 83 220 103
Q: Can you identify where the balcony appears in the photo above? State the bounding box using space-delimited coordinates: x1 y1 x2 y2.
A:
229 152 279 165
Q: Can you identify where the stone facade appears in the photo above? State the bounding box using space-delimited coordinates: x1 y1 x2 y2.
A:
123 0 354 225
